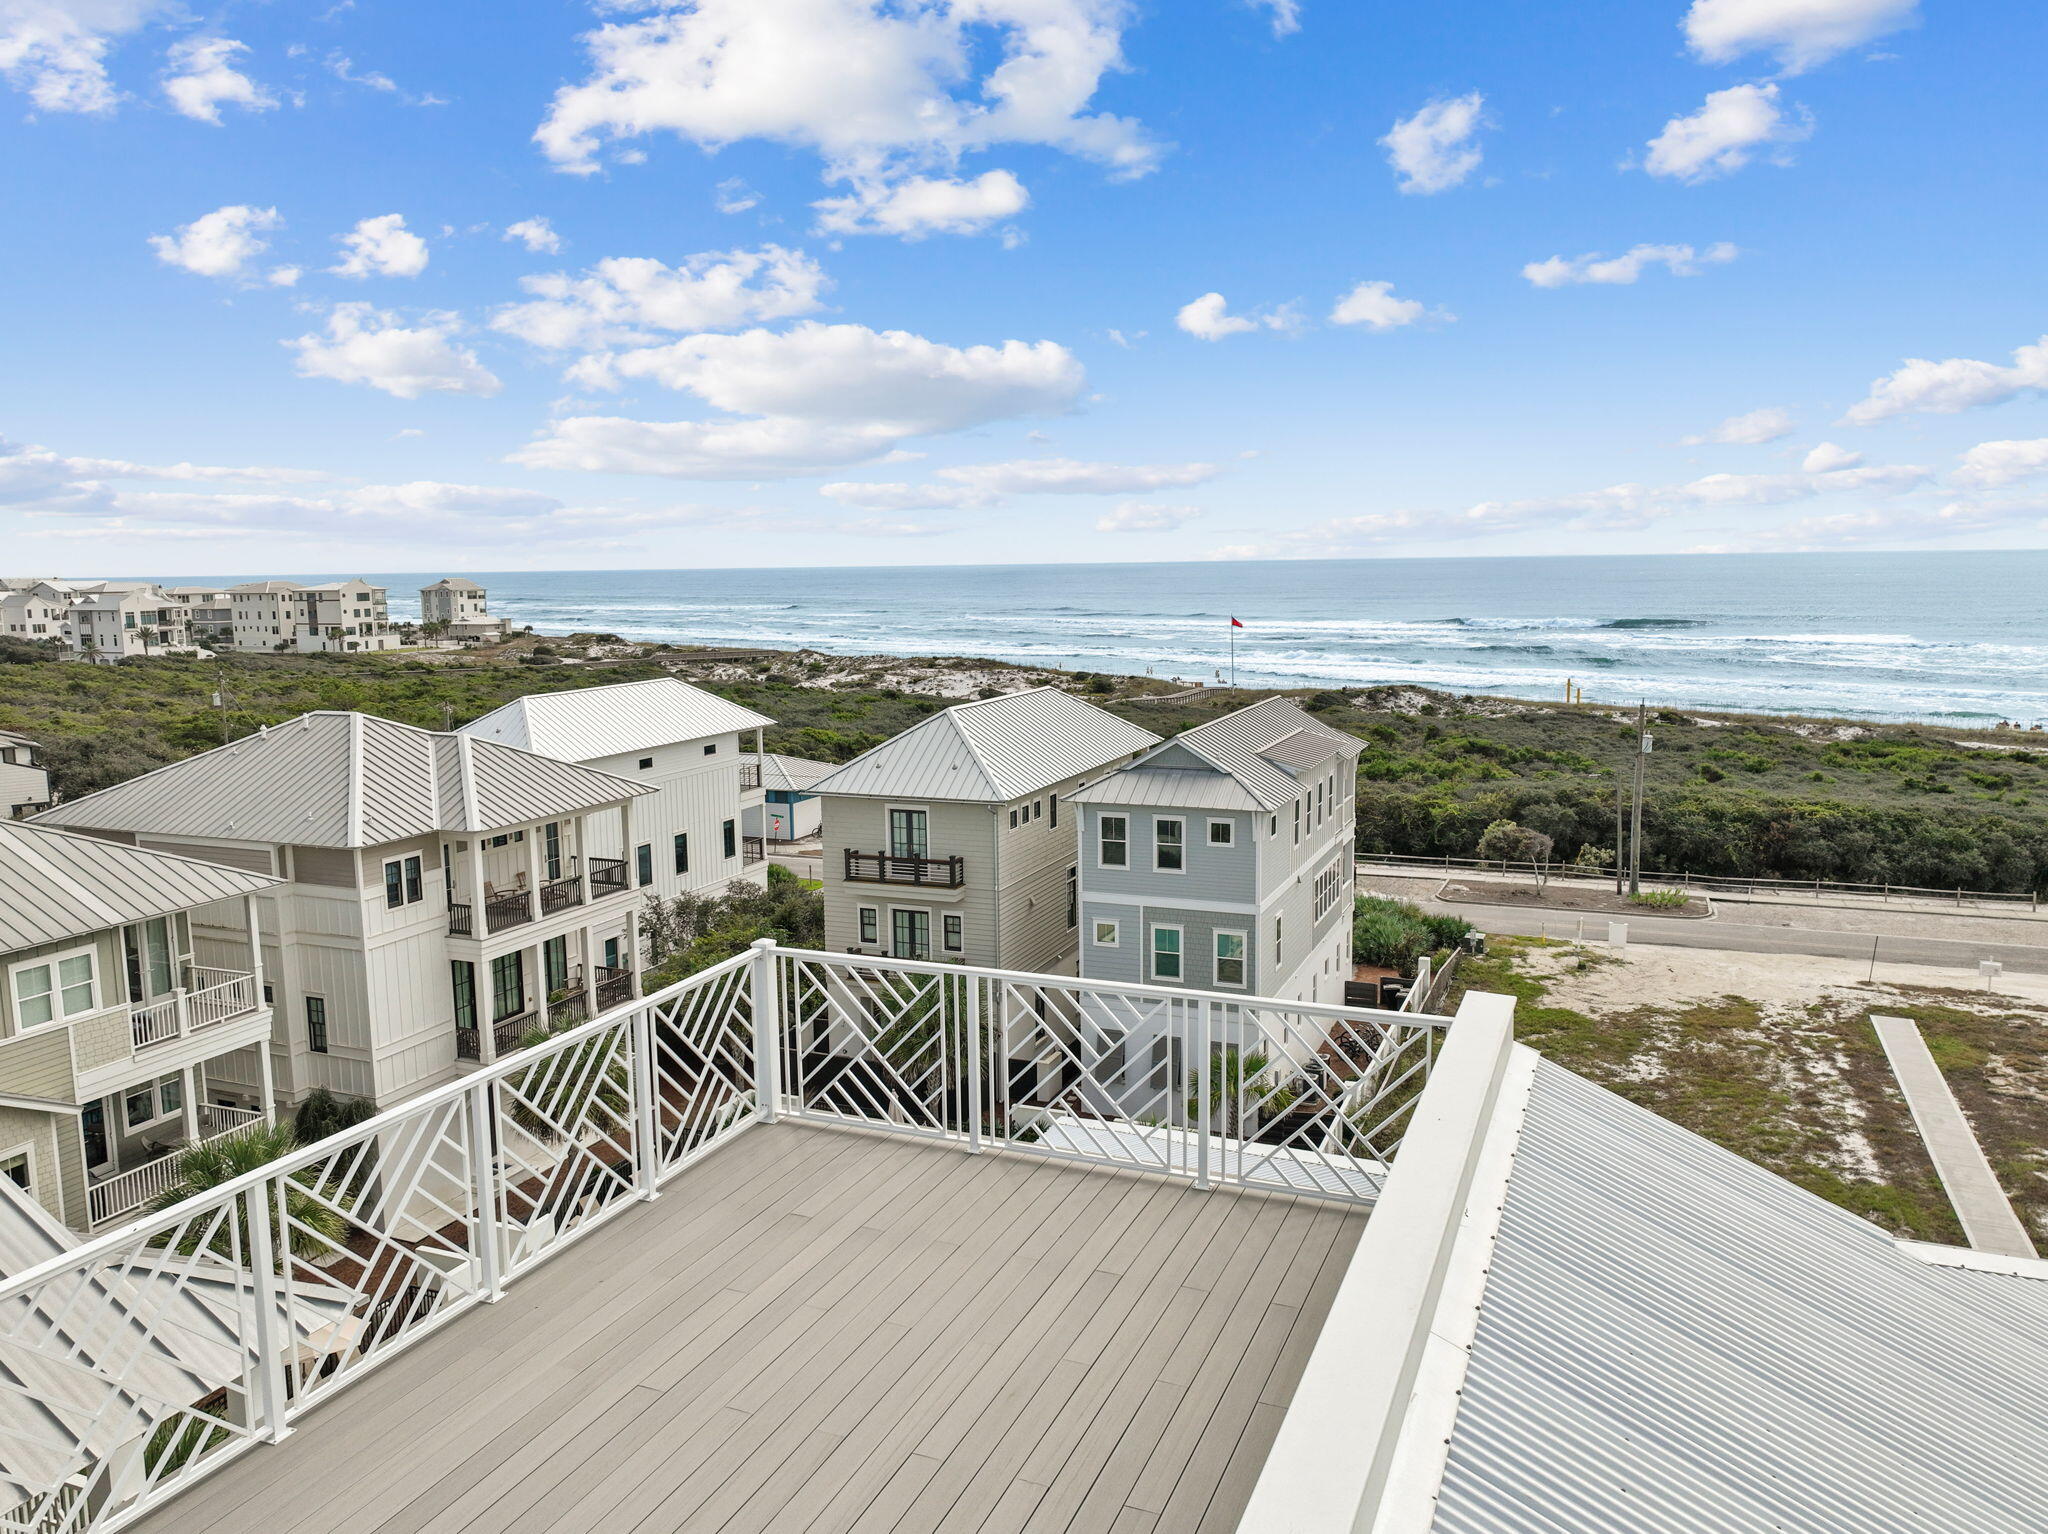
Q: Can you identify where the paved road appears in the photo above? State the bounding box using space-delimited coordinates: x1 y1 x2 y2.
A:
1381 889 2048 976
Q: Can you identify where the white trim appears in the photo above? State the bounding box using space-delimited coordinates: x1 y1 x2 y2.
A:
0 1140 37 1201
856 905 880 946
1091 918 1121 948
886 904 934 962
1096 812 1130 870
1897 1239 2048 1280
1212 928 1249 989
1205 818 1236 847
1148 922 1184 983
941 912 964 953
884 803 933 859
0 1092 83 1116
1084 891 1256 917
1152 816 1186 874
7 943 99 1031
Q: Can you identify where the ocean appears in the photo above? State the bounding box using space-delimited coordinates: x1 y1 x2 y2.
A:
360 550 2048 728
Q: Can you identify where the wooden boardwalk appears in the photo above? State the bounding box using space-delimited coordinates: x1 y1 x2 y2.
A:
138 1122 1364 1534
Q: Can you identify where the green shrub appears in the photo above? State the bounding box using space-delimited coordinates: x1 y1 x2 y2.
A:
1352 895 1471 976
1628 889 1690 908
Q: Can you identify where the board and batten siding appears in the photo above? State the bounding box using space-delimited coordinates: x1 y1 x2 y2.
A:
584 734 754 900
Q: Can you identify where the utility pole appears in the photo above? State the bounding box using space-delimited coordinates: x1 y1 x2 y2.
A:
1613 778 1626 896
1628 700 1650 898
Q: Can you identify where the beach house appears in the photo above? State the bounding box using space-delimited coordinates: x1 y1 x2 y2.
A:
458 676 773 901
1 731 50 820
419 576 510 643
809 688 1159 970
741 750 834 843
33 711 655 1110
0 821 279 1231
1072 697 1361 1004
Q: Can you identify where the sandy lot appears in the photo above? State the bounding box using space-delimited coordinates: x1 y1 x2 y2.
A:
1520 939 2048 1012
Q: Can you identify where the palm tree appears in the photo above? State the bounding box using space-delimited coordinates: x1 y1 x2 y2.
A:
151 1123 352 1261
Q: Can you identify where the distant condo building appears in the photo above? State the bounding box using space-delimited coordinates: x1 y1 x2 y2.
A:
420 576 511 643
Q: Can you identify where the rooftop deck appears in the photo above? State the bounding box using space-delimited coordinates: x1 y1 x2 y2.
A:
135 1123 1363 1534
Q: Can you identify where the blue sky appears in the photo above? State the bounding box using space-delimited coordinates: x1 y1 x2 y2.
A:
4 0 2047 575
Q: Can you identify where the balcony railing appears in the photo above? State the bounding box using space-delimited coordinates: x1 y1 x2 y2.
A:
739 761 763 789
843 849 967 887
454 1010 539 1060
539 869 585 916
594 966 635 1009
587 856 629 897
484 889 532 933
0 942 1466 1534
86 1104 267 1227
742 835 766 865
129 968 262 1050
448 902 474 936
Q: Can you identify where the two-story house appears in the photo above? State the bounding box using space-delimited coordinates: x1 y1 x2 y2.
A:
420 577 510 643
810 689 1160 972
459 677 772 900
1071 697 1361 1004
34 710 656 1112
1 731 51 819
0 821 279 1231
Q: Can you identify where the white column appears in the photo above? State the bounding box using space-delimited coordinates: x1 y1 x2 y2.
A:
619 795 637 880
524 823 544 907
242 892 266 1005
478 954 498 1067
581 925 599 1016
527 941 547 1032
180 1065 200 1143
257 1044 277 1126
624 903 641 981
468 837 487 933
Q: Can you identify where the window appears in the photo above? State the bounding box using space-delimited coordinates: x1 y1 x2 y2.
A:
1098 815 1128 868
1093 919 1121 947
722 819 737 859
0 1149 28 1194
11 948 97 1028
943 914 963 952
1008 809 1019 829
544 936 570 994
636 843 654 886
1151 926 1183 981
451 961 477 1031
1293 800 1301 844
1215 931 1247 988
1033 800 1042 821
1313 857 1345 920
125 1084 156 1129
383 855 425 908
490 952 525 1021
638 756 654 770
158 1073 183 1116
306 996 329 1053
703 742 717 755
1066 866 1078 929
1274 917 1284 967
891 909 931 960
602 938 621 972
1050 797 1058 829
887 808 928 859
544 823 563 882
858 907 879 944
1208 820 1235 847
674 833 690 874
1154 818 1185 872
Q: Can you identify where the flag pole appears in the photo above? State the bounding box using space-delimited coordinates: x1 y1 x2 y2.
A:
1229 619 1236 688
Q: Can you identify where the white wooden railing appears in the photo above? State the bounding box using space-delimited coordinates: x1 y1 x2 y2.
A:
127 968 261 1051
0 944 1459 1534
84 1107 270 1228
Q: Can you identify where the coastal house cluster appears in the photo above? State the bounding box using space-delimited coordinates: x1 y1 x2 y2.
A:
0 574 512 661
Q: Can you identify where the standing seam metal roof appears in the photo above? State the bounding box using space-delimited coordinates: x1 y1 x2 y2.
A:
1071 696 1360 811
30 713 652 851
0 821 280 952
806 688 1160 802
1428 1059 2048 1533
457 677 774 762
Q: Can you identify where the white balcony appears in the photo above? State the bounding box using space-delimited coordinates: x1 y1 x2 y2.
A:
0 945 1492 1534
85 1105 267 1229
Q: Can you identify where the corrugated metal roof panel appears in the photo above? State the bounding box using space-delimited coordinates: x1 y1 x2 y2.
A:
1069 696 1360 812
1068 769 1266 811
747 752 836 792
1428 1059 2048 1533
809 688 1160 803
458 677 774 761
33 712 651 851
0 821 278 952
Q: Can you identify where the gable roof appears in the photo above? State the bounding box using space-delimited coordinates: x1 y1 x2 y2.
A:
457 677 774 762
1423 1058 2048 1532
747 752 836 793
423 577 483 591
0 821 280 952
226 580 304 594
1070 696 1360 812
808 688 1161 803
31 712 651 851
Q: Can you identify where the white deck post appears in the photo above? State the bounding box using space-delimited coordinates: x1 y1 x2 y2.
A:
179 1065 199 1144
257 1043 277 1127
466 1078 505 1301
631 1002 661 1199
1194 1000 1213 1190
243 1180 293 1442
964 975 983 1153
751 939 780 1123
242 891 266 1006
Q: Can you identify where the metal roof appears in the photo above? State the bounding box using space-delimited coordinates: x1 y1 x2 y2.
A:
1071 696 1360 812
457 677 774 762
746 752 836 793
807 688 1160 803
1427 1058 2048 1533
422 577 483 591
32 712 651 851
0 821 279 953
1068 768 1267 811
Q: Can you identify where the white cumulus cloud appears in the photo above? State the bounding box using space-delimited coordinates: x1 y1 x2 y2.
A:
1523 242 1738 288
1329 279 1445 331
1175 292 1300 341
503 217 561 254
813 169 1028 238
1683 0 1918 74
1098 500 1201 532
1681 406 1795 445
1801 441 1863 472
513 320 1083 478
1644 83 1810 183
0 0 171 113
148 203 281 279
492 245 828 351
329 213 430 279
161 35 273 123
1380 92 1487 195
1843 336 2048 425
1251 0 1300 37
1953 438 2048 489
287 304 501 399
533 0 1158 246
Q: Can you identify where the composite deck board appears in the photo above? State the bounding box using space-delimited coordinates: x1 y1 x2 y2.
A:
130 1122 1366 1534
